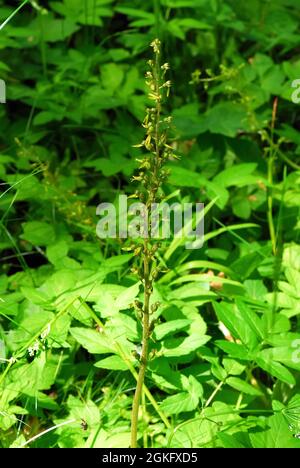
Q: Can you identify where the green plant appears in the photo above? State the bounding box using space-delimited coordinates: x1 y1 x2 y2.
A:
130 38 173 448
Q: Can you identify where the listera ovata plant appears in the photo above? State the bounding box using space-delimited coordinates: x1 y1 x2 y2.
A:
130 38 175 448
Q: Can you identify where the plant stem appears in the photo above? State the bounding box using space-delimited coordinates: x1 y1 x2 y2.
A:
267 156 276 254
131 244 151 448
267 97 278 255
0 0 29 31
204 380 225 408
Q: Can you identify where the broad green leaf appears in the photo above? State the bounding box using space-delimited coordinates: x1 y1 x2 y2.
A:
20 286 49 305
258 347 300 372
256 357 295 385
42 270 78 298
114 282 140 310
213 163 259 188
46 240 69 265
67 395 100 428
21 221 56 246
226 377 263 396
215 341 250 360
94 355 128 371
217 432 248 448
154 319 191 341
250 413 300 448
160 391 198 415
236 299 265 339
223 358 245 375
108 313 139 342
244 280 268 301
70 328 115 354
101 63 124 91
162 333 210 358
205 103 249 137
213 302 257 349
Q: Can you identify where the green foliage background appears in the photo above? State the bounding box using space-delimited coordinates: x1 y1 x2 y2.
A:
0 0 300 448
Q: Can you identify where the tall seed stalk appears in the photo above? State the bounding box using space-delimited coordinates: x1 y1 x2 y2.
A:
130 38 173 448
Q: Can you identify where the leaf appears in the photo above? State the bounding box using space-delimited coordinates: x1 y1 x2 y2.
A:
101 63 124 91
283 244 300 271
162 333 210 358
10 435 27 448
175 18 211 30
169 402 241 448
50 314 71 348
167 166 208 188
6 307 54 350
183 375 203 403
87 429 131 448
213 163 259 188
102 254 133 269
217 432 248 448
20 286 49 305
231 246 269 280
235 299 265 339
33 111 61 126
215 340 250 360
42 270 78 298
108 313 139 342
250 413 300 448
94 355 128 371
114 7 154 20
67 395 100 427
21 221 56 246
154 319 191 341
114 282 140 310
256 357 295 385
232 196 251 219
258 347 300 372
244 280 268 301
205 103 249 137
159 376 203 415
70 328 115 354
29 15 79 42
226 377 263 396
223 358 245 375
213 302 258 349
160 391 198 415
46 240 69 265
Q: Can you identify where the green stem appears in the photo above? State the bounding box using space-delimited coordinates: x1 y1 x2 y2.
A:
0 0 29 31
131 245 151 448
204 380 225 408
267 100 278 255
267 155 276 255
